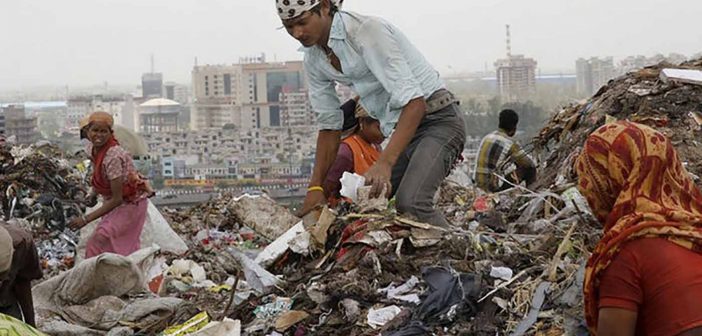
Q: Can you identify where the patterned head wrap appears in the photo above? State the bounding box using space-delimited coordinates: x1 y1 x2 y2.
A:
87 111 114 128
276 0 344 20
577 121 702 333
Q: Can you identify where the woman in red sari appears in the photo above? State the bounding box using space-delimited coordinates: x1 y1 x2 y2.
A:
577 121 702 336
69 112 149 258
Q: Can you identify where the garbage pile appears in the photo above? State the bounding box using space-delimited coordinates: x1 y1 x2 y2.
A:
532 58 702 190
142 58 702 335
215 183 601 335
28 57 702 335
28 180 598 335
0 143 90 277
154 193 301 319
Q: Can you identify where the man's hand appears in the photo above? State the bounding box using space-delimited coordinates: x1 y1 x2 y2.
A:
298 190 327 217
68 217 87 231
364 160 393 199
363 97 426 199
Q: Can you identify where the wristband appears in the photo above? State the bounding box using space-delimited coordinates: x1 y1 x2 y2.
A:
307 186 324 193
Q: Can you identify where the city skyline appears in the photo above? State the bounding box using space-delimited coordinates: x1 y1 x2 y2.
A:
1 0 701 90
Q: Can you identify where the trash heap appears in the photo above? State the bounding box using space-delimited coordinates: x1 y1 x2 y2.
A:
28 57 702 335
154 193 302 320
0 143 90 277
532 58 702 190
32 194 297 336
28 180 598 335
212 182 600 335
142 58 702 335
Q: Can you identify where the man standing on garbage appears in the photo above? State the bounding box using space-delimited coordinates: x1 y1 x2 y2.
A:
0 223 42 327
279 0 466 227
473 109 536 192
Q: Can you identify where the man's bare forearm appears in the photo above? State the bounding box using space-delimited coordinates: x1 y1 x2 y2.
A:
309 130 342 187
378 98 426 166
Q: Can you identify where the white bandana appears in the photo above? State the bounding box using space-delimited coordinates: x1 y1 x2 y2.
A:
276 0 343 20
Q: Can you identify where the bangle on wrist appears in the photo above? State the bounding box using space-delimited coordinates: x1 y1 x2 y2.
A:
307 186 324 193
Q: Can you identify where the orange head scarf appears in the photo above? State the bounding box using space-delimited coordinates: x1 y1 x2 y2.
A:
87 111 114 128
576 120 702 333
86 111 142 200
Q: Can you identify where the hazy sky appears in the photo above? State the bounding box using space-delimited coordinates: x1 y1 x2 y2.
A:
1 0 701 89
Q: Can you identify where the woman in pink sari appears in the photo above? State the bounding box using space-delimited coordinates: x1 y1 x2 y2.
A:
69 111 149 258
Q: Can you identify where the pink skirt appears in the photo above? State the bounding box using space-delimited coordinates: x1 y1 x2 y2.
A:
86 198 148 258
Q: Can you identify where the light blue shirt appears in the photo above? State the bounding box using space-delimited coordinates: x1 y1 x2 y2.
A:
303 11 444 136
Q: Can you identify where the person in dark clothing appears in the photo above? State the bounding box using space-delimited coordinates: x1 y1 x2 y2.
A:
0 223 43 327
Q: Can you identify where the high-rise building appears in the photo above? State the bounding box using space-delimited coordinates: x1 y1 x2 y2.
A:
575 58 593 97
666 53 688 65
590 57 615 94
191 55 306 130
164 82 191 105
494 25 537 102
618 55 648 75
66 97 92 130
67 95 137 131
618 53 689 75
3 105 41 145
280 89 315 127
495 55 537 102
576 57 615 96
142 73 163 99
164 82 177 100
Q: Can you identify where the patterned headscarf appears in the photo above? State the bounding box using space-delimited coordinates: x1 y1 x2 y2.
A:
276 0 344 20
577 121 702 333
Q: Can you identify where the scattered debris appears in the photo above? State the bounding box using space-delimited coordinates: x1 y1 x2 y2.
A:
660 68 702 85
490 266 514 281
227 194 299 241
0 143 90 277
275 310 309 332
367 305 402 329
192 318 241 336
340 172 365 202
510 281 552 336
163 311 211 336
22 58 702 335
